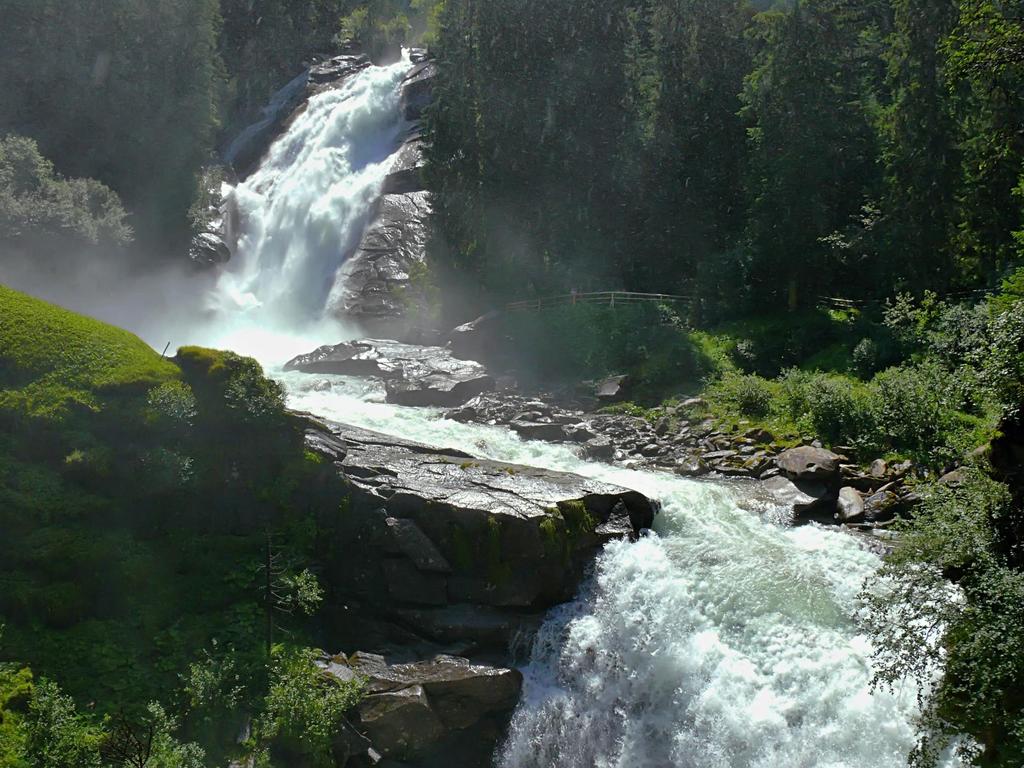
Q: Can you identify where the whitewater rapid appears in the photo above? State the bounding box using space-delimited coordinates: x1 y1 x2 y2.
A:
194 58 943 767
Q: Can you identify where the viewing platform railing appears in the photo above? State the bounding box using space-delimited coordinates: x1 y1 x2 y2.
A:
506 291 691 312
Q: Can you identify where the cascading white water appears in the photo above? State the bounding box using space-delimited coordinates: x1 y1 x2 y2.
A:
199 56 411 361
195 55 954 768
284 377 951 768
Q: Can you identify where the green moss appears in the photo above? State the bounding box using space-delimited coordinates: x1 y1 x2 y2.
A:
485 516 511 586
0 285 179 420
450 524 474 572
538 517 568 561
174 346 233 379
557 499 597 539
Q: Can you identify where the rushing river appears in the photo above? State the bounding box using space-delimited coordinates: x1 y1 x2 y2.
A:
179 56 945 768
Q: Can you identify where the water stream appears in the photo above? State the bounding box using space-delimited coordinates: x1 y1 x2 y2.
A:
188 58 941 768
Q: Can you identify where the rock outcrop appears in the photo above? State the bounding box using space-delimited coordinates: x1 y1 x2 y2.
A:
332 53 438 338
323 652 521 767
305 420 658 644
286 339 494 407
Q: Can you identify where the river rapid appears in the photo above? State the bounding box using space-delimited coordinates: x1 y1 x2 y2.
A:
172 56 947 768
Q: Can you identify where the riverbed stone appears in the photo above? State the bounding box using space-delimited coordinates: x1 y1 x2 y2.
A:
759 475 835 521
836 486 865 523
775 446 842 482
285 339 494 407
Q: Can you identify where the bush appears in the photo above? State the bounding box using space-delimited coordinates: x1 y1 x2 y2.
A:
863 469 1024 767
777 369 870 446
256 647 364 767
869 363 952 454
851 337 879 377
986 308 1024 420
708 371 774 418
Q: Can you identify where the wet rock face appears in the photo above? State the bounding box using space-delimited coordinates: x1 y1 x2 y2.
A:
188 231 231 269
306 420 658 613
286 339 493 407
323 652 521 767
333 56 437 338
330 188 433 337
400 60 438 121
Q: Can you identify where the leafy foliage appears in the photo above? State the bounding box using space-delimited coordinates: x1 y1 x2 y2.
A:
254 648 364 767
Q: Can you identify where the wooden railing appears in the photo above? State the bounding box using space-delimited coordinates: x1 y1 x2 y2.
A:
506 291 691 312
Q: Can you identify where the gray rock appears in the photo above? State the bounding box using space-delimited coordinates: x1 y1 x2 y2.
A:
385 517 452 573
309 53 373 85
675 456 708 477
358 683 445 758
938 468 967 486
580 436 615 461
864 490 900 523
563 424 597 443
448 311 503 362
382 560 448 605
760 475 835 521
775 446 842 482
596 375 630 402
327 652 521 764
836 486 865 523
329 189 433 338
400 59 437 121
869 459 888 478
511 421 567 442
381 135 427 195
188 231 231 268
285 339 494 407
306 421 657 609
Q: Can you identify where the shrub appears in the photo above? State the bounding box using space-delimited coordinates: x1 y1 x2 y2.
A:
851 337 879 377
779 369 871 447
986 308 1024 420
869 363 952 454
864 470 1024 767
708 371 774 418
804 375 870 446
256 647 364 767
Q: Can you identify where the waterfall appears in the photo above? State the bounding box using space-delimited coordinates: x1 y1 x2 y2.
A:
201 56 410 360
190 50 952 768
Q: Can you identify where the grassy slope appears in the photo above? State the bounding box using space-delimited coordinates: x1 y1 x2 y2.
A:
0 284 178 419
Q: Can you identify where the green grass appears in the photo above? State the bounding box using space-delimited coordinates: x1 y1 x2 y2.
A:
0 284 178 419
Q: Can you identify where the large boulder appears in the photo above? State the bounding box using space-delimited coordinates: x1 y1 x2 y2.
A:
306 421 658 611
285 339 494 407
774 446 842 483
757 475 835 524
596 375 630 403
835 486 865 523
324 652 521 766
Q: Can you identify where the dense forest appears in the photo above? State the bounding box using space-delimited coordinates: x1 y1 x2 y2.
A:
2 0 1024 767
